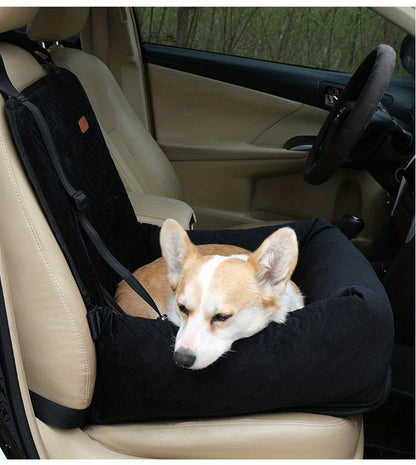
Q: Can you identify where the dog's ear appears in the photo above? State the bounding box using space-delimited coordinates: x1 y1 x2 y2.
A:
249 227 298 295
160 219 199 289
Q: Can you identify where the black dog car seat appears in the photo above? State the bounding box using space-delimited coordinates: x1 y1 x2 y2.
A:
0 36 394 428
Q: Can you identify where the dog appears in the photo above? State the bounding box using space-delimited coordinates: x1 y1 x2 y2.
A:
115 219 304 370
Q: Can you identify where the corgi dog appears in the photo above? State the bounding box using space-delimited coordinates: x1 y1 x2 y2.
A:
115 219 304 370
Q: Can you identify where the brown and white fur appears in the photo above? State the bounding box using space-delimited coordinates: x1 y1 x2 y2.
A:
115 219 304 370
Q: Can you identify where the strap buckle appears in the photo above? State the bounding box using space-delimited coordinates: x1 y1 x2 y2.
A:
158 314 169 321
87 305 102 340
72 191 88 211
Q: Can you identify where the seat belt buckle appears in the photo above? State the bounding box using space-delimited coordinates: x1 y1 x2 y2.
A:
72 190 88 211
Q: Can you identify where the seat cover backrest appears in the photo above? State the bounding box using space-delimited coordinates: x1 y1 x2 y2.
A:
0 11 96 412
27 7 184 200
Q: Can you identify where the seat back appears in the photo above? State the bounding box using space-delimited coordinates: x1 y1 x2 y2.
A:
0 9 96 414
27 7 184 200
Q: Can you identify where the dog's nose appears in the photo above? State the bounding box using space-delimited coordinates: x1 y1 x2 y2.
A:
173 348 196 368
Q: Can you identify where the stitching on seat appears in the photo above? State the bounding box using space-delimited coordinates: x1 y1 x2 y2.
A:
86 417 351 434
0 122 92 407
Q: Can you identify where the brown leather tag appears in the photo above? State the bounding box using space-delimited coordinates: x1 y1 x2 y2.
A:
78 116 89 134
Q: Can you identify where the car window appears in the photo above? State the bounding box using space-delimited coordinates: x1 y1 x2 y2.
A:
136 7 409 77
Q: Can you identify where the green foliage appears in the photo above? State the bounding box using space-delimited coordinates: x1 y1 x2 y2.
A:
136 7 409 77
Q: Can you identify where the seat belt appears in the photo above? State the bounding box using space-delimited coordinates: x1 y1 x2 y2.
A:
0 53 164 322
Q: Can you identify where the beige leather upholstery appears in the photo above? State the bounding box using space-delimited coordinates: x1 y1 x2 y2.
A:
85 412 364 459
0 244 49 458
0 7 38 33
0 42 96 410
0 7 364 459
27 7 89 42
127 192 195 229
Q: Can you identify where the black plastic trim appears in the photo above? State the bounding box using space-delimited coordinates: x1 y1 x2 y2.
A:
142 43 415 119
29 391 90 430
0 279 39 458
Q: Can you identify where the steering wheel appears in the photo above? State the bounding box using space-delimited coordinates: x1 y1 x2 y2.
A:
303 44 396 185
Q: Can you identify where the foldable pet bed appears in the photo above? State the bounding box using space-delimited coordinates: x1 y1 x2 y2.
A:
0 35 394 428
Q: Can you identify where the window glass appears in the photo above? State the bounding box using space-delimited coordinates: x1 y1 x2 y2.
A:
136 7 409 77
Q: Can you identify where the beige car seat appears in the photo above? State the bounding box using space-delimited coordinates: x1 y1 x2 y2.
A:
27 7 290 231
28 7 198 230
0 7 363 459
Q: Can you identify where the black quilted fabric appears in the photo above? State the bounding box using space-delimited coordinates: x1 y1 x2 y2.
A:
6 69 152 297
5 66 394 427
91 218 394 423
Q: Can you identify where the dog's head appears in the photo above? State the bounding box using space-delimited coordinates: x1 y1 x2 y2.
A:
161 219 299 370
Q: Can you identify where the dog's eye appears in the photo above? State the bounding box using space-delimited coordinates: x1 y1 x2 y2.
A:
211 313 232 322
178 304 189 315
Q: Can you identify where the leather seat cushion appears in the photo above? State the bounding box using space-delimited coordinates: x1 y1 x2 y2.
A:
84 412 363 459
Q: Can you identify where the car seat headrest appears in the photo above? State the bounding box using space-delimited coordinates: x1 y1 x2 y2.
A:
0 7 39 33
27 7 89 42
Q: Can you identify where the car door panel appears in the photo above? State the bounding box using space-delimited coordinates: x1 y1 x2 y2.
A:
142 44 352 109
143 45 388 248
148 64 312 144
